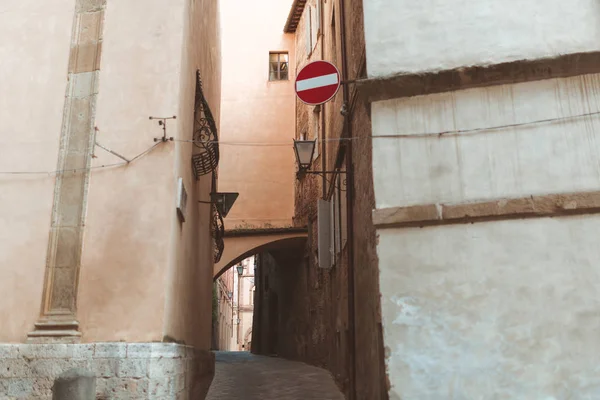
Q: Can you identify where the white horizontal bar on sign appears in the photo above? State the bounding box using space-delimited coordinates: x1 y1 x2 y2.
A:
296 73 339 92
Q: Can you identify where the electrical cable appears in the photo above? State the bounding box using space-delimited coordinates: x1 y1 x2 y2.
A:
2 109 599 175
176 108 600 144
0 142 162 176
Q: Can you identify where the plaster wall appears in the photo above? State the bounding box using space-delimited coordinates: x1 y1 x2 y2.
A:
164 0 221 350
219 0 296 230
372 73 600 209
0 0 75 342
363 0 600 78
371 63 600 398
78 0 221 346
378 215 600 399
78 0 186 343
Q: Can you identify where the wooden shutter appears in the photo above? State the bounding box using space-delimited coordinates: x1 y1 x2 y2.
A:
305 6 312 55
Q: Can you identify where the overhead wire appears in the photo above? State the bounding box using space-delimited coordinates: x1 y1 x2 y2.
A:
0 142 163 176
1 108 599 175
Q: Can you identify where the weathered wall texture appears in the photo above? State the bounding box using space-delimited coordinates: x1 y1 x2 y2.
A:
218 0 296 230
379 215 600 399
365 3 600 397
363 0 600 78
372 73 600 209
253 1 387 399
0 343 214 399
372 73 600 398
0 0 74 342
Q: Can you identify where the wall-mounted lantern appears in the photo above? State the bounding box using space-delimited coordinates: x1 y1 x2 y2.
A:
236 265 244 276
293 139 346 179
293 139 317 172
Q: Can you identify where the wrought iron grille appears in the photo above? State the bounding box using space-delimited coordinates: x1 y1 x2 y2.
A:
192 70 219 179
212 203 225 263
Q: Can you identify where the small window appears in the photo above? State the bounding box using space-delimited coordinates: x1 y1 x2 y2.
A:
269 52 289 81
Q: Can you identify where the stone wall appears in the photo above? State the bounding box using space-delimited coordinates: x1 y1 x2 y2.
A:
251 0 387 399
0 343 214 400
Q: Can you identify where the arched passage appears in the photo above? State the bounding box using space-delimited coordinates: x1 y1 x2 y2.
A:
213 228 307 279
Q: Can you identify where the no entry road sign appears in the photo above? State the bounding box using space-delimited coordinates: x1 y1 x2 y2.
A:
295 61 341 106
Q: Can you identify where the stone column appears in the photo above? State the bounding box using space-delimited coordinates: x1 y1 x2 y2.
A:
28 0 106 342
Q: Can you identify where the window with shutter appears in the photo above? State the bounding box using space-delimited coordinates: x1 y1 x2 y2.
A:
305 6 312 56
313 113 319 159
311 4 319 51
316 0 322 35
330 196 336 265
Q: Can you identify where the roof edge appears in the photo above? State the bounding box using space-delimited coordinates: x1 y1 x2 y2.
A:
284 0 306 33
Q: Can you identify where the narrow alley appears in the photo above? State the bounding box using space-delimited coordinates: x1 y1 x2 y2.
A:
206 352 345 400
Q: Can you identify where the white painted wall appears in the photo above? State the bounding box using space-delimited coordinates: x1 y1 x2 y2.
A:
378 215 600 399
372 73 600 209
363 0 600 78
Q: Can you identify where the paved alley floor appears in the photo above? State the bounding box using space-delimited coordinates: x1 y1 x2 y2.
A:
205 352 345 400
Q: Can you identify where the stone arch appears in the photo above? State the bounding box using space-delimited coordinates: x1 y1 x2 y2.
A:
213 228 307 279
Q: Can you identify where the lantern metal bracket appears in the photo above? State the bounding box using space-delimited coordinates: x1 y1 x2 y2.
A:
150 116 176 142
296 169 347 180
300 170 347 175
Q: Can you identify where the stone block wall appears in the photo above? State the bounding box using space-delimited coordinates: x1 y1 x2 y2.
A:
0 343 214 400
258 0 388 399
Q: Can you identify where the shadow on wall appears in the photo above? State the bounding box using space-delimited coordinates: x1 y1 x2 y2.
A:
251 249 310 360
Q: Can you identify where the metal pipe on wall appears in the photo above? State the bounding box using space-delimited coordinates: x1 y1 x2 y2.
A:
338 0 357 398
237 269 241 349
320 0 327 200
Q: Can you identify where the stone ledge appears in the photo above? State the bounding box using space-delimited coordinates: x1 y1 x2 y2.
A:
357 51 600 103
373 190 600 228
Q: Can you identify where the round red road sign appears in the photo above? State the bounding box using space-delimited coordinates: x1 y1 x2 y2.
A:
295 60 341 106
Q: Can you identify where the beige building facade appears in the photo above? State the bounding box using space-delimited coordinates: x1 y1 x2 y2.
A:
0 0 222 398
218 0 296 232
212 0 309 288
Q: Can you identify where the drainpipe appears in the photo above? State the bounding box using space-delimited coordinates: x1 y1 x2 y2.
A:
237 270 241 350
320 0 327 199
339 0 356 398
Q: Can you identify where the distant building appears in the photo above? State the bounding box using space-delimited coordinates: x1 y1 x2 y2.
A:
214 267 235 351
214 257 255 352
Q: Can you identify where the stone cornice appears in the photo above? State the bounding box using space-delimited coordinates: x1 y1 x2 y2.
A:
373 190 600 229
357 51 600 103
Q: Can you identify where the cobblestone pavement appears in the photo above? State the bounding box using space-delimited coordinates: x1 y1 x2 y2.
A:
205 352 345 400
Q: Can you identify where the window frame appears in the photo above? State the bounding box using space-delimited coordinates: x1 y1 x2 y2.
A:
268 51 289 81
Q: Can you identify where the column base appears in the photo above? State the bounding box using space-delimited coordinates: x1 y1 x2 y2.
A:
27 319 82 343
